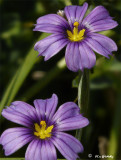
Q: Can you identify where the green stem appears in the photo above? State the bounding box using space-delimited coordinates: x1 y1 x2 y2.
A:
108 87 121 160
76 69 90 140
78 71 82 108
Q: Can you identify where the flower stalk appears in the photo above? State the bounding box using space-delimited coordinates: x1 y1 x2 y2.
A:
76 69 90 141
78 69 90 113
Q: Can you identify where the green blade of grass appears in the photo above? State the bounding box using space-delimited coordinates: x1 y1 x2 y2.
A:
108 88 121 160
0 33 49 115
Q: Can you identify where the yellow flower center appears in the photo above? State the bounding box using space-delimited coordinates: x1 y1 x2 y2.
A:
67 21 85 42
34 121 54 139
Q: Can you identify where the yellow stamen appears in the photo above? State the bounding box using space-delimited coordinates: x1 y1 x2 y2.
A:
73 21 79 27
67 21 85 42
34 121 54 139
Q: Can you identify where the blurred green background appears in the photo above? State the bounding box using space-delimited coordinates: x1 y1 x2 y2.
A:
0 0 121 159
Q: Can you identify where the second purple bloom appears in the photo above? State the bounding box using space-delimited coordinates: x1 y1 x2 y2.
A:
0 94 89 160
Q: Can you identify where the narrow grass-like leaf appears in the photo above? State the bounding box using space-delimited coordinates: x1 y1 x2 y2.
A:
0 33 49 115
108 88 121 160
0 69 20 114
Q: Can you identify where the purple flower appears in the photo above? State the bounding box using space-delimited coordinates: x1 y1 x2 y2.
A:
0 94 89 160
33 3 118 72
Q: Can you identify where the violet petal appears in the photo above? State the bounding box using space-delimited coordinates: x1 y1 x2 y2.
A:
0 127 33 156
33 14 69 33
36 14 69 27
65 42 79 72
2 104 34 127
55 132 84 153
11 101 38 122
41 140 57 160
39 38 68 61
51 136 78 160
88 33 117 52
85 37 112 58
55 115 89 131
33 24 66 34
52 102 80 122
83 6 118 32
25 139 41 160
64 3 88 28
34 94 58 121
78 41 96 69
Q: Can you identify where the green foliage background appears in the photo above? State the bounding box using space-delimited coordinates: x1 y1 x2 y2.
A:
0 0 121 159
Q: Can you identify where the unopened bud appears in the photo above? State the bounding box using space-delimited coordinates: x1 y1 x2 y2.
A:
57 10 65 18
